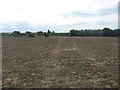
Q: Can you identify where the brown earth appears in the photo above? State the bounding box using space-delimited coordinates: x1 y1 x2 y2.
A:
2 37 118 88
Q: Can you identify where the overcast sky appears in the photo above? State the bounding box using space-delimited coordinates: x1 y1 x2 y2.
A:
0 0 119 32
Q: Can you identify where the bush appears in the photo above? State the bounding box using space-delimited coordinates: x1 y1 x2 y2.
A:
44 32 49 37
25 31 35 37
11 31 21 36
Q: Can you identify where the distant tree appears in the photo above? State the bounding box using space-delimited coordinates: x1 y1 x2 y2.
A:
44 32 49 37
21 33 26 36
47 30 51 33
79 30 85 36
113 29 120 37
70 29 104 36
103 28 111 36
25 31 34 37
51 31 55 36
70 29 77 36
37 31 43 36
33 32 37 36
52 31 55 34
65 33 70 36
11 31 21 36
118 29 120 36
2 33 11 37
0 33 2 36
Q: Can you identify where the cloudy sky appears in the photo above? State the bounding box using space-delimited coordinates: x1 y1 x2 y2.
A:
0 0 119 32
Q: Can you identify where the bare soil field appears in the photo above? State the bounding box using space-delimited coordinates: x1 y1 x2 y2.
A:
2 37 118 88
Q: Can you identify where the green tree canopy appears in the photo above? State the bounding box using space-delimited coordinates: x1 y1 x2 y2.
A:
11 31 21 36
36 31 43 36
25 31 34 37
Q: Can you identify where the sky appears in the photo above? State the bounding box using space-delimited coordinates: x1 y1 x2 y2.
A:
0 0 119 32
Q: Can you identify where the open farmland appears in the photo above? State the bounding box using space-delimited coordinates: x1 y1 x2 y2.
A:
2 37 118 88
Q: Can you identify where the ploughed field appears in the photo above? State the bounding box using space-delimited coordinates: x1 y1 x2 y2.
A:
2 37 118 88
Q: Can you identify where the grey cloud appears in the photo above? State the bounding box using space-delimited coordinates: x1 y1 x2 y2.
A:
62 6 117 18
97 21 117 28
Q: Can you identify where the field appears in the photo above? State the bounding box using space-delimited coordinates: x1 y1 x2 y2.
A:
2 37 118 88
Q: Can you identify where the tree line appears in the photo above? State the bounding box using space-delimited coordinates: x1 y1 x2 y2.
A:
70 28 120 37
1 30 70 37
1 28 120 37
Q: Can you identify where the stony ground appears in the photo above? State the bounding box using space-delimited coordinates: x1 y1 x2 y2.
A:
2 37 118 88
